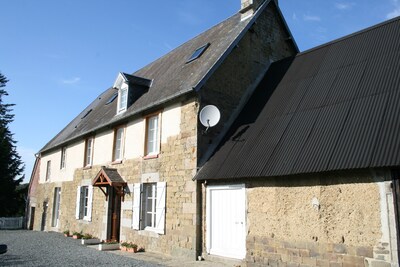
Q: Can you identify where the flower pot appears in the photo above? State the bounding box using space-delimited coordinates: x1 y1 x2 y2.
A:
73 235 82 239
81 238 101 245
120 246 127 251
98 243 120 251
127 247 138 253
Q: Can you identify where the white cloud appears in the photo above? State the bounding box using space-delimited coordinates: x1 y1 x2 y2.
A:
303 15 321 22
62 77 81 84
177 10 202 25
387 8 400 18
387 0 400 19
163 42 173 51
334 2 355 10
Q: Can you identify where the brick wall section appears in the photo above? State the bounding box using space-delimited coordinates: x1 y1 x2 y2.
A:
197 3 296 164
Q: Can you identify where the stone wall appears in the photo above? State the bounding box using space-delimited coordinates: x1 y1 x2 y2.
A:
202 170 396 266
120 98 199 258
197 3 297 165
32 97 200 258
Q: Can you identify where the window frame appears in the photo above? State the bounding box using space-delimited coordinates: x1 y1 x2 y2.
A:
113 126 125 163
45 160 51 181
141 183 157 229
186 43 210 63
52 187 61 227
75 185 93 221
117 86 128 114
60 147 67 170
84 137 94 167
144 113 161 158
132 182 166 234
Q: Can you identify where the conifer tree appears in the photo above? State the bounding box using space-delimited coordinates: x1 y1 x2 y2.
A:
0 72 24 216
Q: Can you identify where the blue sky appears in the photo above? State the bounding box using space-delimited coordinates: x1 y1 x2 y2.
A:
1 0 399 183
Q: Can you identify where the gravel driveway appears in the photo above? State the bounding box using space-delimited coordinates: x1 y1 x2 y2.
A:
0 230 163 267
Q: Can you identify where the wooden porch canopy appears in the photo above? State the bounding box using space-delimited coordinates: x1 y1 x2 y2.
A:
92 167 127 200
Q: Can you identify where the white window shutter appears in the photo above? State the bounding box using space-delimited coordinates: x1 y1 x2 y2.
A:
132 183 141 230
155 182 166 234
87 185 93 221
75 186 81 219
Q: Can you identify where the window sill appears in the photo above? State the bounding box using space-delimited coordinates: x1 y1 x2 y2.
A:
83 166 92 170
143 154 159 160
138 229 160 238
111 160 122 165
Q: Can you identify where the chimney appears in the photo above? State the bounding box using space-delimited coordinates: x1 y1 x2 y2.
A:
240 0 277 19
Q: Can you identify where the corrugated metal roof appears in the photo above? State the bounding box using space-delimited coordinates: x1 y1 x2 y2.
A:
196 16 400 180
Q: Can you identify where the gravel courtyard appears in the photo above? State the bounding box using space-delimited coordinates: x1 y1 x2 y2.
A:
0 230 163 267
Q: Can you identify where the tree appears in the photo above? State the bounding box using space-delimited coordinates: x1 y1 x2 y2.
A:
0 72 24 216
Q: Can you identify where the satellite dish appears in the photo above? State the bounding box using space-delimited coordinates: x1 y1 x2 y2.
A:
199 105 220 133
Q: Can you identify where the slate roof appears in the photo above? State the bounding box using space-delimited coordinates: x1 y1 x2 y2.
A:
195 17 400 180
40 7 263 153
92 167 127 187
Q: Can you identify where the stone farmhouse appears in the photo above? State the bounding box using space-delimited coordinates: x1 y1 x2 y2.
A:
27 0 400 266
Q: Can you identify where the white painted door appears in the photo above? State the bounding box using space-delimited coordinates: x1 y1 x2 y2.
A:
206 184 246 259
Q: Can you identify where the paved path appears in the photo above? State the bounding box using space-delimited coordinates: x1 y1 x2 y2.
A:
0 230 162 267
0 230 235 267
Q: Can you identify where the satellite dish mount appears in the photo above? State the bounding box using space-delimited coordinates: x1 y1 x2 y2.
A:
199 105 221 134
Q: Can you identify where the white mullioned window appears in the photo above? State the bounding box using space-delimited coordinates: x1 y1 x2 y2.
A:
85 137 94 167
117 87 128 114
113 127 124 161
45 160 51 181
75 185 93 221
132 182 166 234
146 114 160 156
60 147 67 169
52 187 61 227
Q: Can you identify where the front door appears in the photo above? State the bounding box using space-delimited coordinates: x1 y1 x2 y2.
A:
29 207 35 230
41 201 48 231
107 187 121 242
206 184 246 259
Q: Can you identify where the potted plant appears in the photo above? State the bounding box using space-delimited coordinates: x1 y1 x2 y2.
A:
98 240 120 251
63 230 70 237
120 242 129 252
81 233 101 245
127 243 138 253
72 231 83 239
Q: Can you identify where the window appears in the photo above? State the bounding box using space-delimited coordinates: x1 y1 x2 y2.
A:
145 114 160 156
81 109 92 119
117 87 128 114
186 43 210 63
60 147 67 169
84 137 94 167
52 187 61 227
142 183 157 228
46 160 51 181
113 127 125 162
106 93 118 105
133 182 166 234
75 185 93 221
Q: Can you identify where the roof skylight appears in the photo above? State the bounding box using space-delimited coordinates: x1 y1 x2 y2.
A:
106 93 118 105
186 43 210 63
81 109 92 119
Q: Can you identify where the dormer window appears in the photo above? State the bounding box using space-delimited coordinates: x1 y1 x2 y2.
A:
113 72 153 115
117 86 128 114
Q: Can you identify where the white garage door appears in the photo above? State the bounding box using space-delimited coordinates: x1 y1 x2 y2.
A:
206 184 246 259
